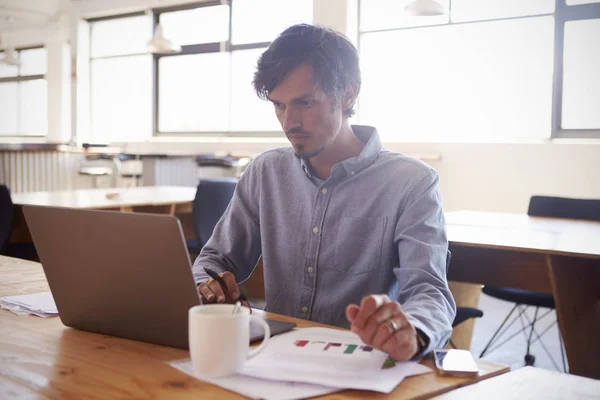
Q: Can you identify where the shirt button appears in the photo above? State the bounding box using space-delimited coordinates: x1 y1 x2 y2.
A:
321 188 328 194
302 306 308 313
307 267 313 273
351 171 355 176
313 227 319 234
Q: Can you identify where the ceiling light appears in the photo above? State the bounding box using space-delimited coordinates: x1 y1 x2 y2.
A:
0 47 20 66
0 16 20 66
147 23 181 54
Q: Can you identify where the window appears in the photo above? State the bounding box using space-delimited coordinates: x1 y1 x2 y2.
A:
231 0 313 45
159 52 231 132
358 0 600 141
562 18 600 129
156 0 312 134
0 47 47 136
556 1 600 138
89 14 153 142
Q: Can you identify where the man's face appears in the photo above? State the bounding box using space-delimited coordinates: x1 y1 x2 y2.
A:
267 64 343 158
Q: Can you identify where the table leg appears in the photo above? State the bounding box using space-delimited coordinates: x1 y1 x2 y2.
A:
546 255 600 379
448 282 483 350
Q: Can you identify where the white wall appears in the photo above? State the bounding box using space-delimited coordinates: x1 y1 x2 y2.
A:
392 142 600 212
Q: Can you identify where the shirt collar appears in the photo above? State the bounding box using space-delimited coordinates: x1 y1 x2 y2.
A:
299 125 383 181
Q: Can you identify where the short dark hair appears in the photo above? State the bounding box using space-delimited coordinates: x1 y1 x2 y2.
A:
253 24 361 118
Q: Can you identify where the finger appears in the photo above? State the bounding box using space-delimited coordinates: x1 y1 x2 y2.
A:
371 312 405 349
220 272 241 302
381 326 418 361
346 304 360 323
354 301 400 344
352 294 390 330
198 282 216 303
241 299 251 310
207 279 227 303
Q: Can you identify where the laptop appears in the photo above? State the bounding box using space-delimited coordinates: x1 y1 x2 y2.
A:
22 205 295 349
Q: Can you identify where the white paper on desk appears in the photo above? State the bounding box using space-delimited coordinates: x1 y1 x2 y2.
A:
0 292 58 317
242 327 431 393
168 359 341 400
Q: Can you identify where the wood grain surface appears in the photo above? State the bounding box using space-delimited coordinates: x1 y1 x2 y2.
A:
0 256 509 400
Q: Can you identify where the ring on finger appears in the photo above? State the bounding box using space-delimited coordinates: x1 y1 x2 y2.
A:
387 319 399 333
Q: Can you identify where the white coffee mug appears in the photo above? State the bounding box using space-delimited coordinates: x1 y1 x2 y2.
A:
188 304 270 377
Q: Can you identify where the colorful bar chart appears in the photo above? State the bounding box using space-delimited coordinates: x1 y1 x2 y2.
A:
344 344 358 354
294 340 374 354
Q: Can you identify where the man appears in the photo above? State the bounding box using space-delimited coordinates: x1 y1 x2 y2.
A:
193 24 456 361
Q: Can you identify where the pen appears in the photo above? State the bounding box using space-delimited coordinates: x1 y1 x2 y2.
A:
203 267 248 304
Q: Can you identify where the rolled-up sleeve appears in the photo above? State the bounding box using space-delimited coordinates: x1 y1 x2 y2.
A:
192 159 263 285
393 170 456 355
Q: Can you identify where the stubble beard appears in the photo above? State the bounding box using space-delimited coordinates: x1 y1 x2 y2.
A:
294 143 326 159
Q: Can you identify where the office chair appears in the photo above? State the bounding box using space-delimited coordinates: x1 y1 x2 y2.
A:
78 154 117 188
117 154 143 187
479 196 600 371
446 249 484 348
196 155 241 180
0 185 14 255
0 185 39 260
186 178 237 256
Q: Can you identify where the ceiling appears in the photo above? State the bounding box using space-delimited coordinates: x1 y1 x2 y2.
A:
0 0 68 30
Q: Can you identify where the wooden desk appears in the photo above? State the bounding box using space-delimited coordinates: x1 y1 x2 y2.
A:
432 366 600 399
0 256 508 399
8 186 198 255
11 186 197 214
446 211 600 379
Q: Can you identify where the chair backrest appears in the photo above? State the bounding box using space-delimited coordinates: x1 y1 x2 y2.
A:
193 178 237 249
528 196 600 221
0 185 15 254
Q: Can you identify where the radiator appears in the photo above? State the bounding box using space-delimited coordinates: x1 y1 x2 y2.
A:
0 151 83 193
0 151 232 193
141 157 199 187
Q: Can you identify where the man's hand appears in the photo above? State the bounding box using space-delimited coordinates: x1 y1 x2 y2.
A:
197 271 251 309
346 294 418 361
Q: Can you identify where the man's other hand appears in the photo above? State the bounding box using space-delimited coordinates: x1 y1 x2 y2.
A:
346 294 418 361
197 271 251 309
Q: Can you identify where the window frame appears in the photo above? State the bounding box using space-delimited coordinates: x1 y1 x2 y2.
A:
153 0 280 137
0 45 47 137
552 0 600 139
357 0 600 140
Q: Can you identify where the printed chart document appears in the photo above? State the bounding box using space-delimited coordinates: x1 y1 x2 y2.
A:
242 327 431 393
0 292 58 317
168 328 432 399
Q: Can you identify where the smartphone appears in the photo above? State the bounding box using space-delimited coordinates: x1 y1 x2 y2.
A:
433 349 479 378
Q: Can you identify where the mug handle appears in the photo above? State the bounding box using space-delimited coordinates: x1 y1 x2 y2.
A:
246 316 271 360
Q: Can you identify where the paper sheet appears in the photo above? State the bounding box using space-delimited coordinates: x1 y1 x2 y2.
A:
168 359 341 400
0 292 58 317
241 327 431 393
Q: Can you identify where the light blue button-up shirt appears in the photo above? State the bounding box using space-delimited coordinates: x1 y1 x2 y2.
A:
193 125 456 353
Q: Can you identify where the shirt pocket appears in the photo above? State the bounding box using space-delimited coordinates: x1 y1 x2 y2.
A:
332 216 387 275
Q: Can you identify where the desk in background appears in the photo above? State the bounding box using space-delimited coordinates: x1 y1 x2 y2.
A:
446 210 600 379
0 255 509 399
432 366 600 399
11 186 196 214
8 186 198 259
